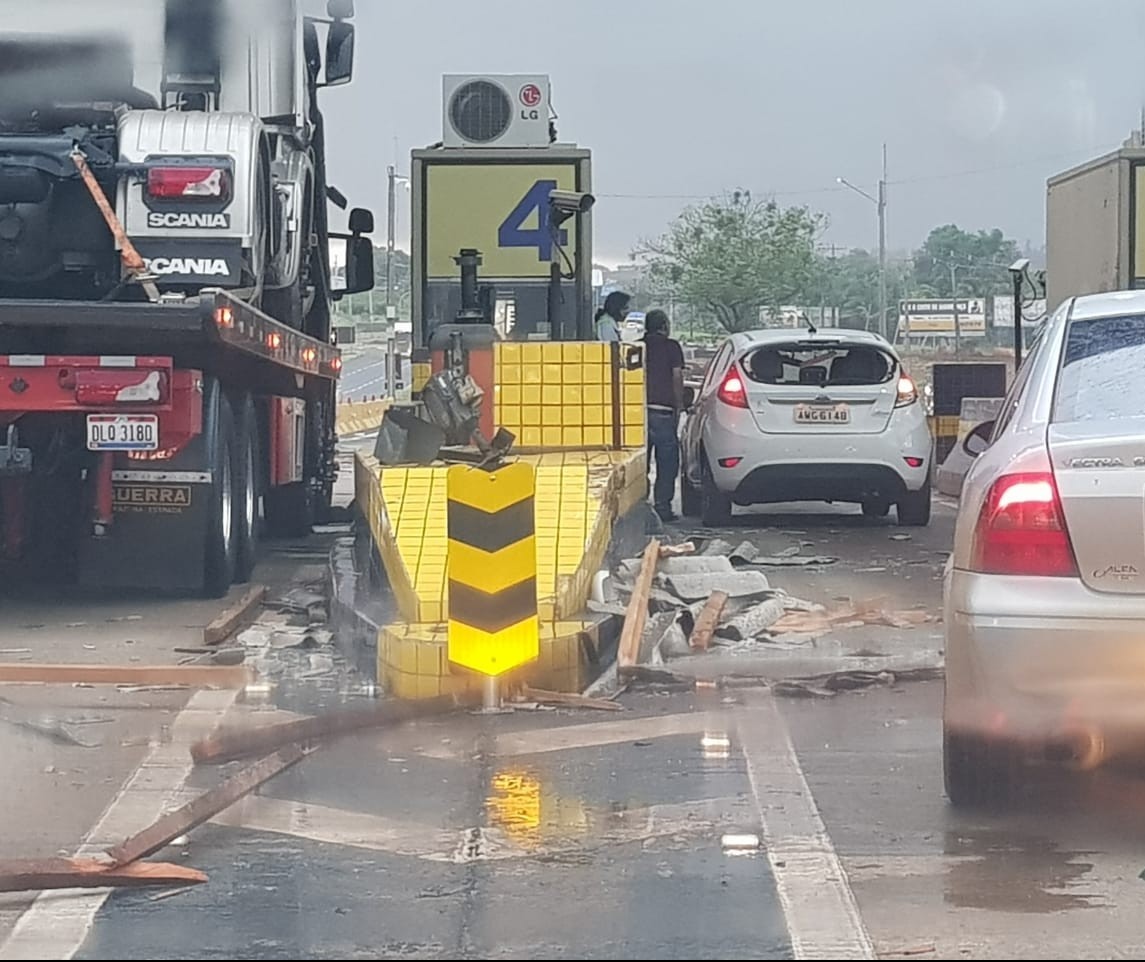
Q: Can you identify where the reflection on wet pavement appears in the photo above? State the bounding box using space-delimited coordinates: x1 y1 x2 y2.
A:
943 828 1101 913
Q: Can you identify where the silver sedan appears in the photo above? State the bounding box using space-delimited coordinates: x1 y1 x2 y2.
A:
945 289 1145 807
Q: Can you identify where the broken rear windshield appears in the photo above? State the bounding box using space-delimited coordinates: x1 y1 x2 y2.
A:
740 343 896 388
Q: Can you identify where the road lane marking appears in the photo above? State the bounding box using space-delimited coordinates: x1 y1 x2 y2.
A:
0 690 238 961
737 692 874 960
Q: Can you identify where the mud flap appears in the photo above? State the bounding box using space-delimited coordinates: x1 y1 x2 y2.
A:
77 381 221 593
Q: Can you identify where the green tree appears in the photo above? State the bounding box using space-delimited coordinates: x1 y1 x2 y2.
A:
912 225 1021 297
812 248 911 332
339 247 411 319
639 190 824 333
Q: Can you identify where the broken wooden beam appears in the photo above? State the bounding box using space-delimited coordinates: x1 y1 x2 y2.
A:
0 858 206 893
618 538 660 670
191 693 469 765
0 664 252 687
203 584 267 646
520 685 624 712
689 590 729 651
658 541 695 558
106 745 309 867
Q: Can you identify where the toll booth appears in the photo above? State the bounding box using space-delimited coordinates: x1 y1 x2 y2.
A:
410 145 594 348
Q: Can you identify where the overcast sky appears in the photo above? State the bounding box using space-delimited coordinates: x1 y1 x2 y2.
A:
318 0 1145 266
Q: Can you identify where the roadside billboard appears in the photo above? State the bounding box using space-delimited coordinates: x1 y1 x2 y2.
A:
899 298 987 338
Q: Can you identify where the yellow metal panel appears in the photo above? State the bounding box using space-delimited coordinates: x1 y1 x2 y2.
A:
584 426 605 446
499 343 521 363
500 364 521 384
542 363 563 383
542 385 562 405
522 384 541 405
522 405 541 426
562 385 583 404
624 383 644 404
446 461 535 514
582 363 604 383
583 383 603 405
623 426 644 447
522 343 542 364
448 537 538 594
542 407 561 426
542 426 563 447
563 427 583 446
425 163 579 279
522 427 542 446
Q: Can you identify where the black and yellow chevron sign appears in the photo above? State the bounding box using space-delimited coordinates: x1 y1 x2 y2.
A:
447 462 539 677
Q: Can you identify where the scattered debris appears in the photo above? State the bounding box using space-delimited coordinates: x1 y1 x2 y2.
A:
658 541 696 558
618 538 660 669
0 698 99 748
729 540 838 567
664 571 771 602
191 693 470 765
0 858 206 893
0 664 252 688
0 648 31 655
203 585 267 646
770 600 936 635
889 534 912 542
107 745 311 866
518 685 623 712
689 591 728 651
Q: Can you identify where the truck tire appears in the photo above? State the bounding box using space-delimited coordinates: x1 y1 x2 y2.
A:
232 394 260 583
265 481 313 539
204 385 238 598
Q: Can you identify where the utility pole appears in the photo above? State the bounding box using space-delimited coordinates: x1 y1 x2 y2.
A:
950 262 962 356
386 164 396 323
877 143 888 342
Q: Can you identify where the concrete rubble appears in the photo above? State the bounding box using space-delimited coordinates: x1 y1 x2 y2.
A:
606 536 943 694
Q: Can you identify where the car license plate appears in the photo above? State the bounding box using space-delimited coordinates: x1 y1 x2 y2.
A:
794 404 850 424
86 414 159 451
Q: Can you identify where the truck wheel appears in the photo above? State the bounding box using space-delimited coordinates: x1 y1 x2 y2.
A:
265 482 314 539
204 388 238 598
232 395 260 583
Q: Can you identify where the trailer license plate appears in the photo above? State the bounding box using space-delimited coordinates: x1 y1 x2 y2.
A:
794 404 850 424
86 415 159 451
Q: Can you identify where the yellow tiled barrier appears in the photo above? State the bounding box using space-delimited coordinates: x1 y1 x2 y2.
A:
354 338 651 697
494 341 646 450
336 399 390 437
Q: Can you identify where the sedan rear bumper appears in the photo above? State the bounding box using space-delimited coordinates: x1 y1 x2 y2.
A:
944 568 1145 741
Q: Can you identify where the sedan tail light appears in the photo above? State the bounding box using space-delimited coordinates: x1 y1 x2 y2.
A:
895 374 918 407
717 369 749 409
970 472 1079 577
147 166 231 202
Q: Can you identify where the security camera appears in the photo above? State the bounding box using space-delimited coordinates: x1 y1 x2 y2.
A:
549 189 595 216
1009 257 1030 276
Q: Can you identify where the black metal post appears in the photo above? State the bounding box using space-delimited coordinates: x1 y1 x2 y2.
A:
1012 270 1023 372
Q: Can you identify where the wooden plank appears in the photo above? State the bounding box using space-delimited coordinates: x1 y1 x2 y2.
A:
520 685 624 712
106 745 309 867
0 664 252 687
0 858 206 893
618 538 660 669
203 584 267 646
689 590 729 651
191 693 470 765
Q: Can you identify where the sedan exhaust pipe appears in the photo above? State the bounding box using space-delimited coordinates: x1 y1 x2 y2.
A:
1044 726 1106 771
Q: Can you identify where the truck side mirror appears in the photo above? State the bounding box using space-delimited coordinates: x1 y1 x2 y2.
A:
323 21 355 86
328 234 374 298
349 207 374 235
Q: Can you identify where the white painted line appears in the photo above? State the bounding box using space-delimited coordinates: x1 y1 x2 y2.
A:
0 689 238 961
737 692 874 960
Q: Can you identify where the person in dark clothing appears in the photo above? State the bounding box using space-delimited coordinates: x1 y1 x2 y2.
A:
642 309 686 522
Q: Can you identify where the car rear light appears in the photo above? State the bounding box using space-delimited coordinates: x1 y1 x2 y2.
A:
904 456 925 468
717 456 743 468
717 369 748 409
147 166 231 202
895 374 918 407
970 472 1079 577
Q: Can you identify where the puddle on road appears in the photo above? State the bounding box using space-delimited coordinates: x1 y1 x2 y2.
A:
943 827 1101 913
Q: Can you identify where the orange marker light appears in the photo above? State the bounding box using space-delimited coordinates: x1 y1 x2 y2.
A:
266 332 283 350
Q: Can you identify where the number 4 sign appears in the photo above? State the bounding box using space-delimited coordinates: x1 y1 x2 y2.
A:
498 179 569 262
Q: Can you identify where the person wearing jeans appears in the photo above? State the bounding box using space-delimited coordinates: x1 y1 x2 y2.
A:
641 309 685 523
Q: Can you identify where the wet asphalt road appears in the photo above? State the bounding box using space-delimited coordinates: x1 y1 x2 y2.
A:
10 500 1145 959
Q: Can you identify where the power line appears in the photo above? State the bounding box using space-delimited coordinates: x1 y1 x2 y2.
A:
595 143 1121 201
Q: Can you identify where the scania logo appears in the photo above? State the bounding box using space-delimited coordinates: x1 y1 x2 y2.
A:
148 212 230 229
145 257 231 277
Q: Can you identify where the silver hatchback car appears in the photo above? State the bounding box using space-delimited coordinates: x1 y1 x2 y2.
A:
945 289 1145 806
